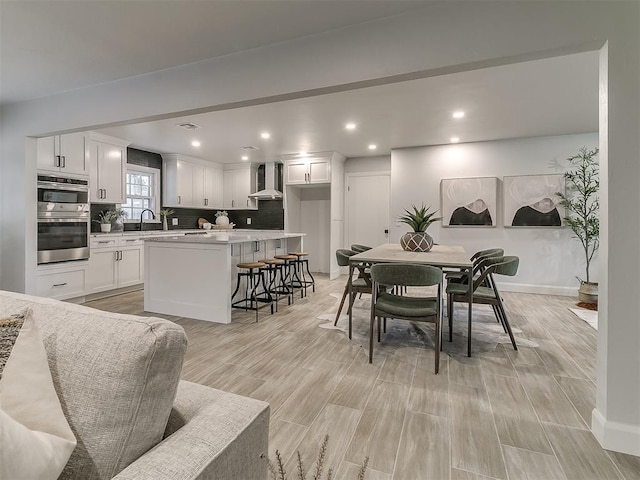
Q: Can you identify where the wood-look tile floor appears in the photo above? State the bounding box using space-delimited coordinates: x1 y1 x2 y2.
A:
84 275 640 480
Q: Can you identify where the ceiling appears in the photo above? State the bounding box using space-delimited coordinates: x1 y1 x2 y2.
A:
97 51 598 162
0 1 598 162
0 0 428 105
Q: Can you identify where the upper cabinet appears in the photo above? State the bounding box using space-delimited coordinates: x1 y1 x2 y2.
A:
162 154 224 209
284 156 331 185
37 132 88 176
223 165 257 210
88 134 130 204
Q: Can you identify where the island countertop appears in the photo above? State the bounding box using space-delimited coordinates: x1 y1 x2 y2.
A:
143 231 305 245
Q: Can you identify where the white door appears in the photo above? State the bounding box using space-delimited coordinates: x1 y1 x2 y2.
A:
176 160 194 206
346 174 390 249
59 132 88 175
223 169 235 208
191 163 205 208
308 158 330 184
87 249 118 293
118 247 143 287
97 141 125 203
285 161 307 184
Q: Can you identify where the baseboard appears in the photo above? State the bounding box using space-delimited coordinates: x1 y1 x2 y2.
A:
592 408 640 456
82 284 143 302
495 282 576 297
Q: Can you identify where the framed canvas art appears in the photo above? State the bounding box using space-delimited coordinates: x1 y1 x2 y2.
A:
441 177 498 227
503 174 564 227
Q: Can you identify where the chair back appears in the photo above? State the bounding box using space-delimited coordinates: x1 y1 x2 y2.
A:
494 256 519 276
370 263 442 287
471 248 504 262
351 244 372 253
336 249 356 267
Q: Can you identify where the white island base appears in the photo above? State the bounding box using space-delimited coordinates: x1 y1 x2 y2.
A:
144 232 303 323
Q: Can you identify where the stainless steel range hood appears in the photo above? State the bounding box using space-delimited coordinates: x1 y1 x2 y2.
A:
249 162 283 199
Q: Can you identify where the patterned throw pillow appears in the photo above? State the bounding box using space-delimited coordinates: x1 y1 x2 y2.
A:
0 308 77 480
0 310 26 378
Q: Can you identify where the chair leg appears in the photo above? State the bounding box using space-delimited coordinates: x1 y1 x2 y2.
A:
435 317 441 375
447 293 453 342
369 311 375 364
496 297 518 350
377 317 382 342
334 285 349 326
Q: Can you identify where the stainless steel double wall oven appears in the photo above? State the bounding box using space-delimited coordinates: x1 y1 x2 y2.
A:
37 175 90 264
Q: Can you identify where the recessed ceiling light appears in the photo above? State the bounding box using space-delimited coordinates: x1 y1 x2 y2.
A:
450 136 460 143
260 132 271 139
345 123 357 130
241 155 249 161
368 144 377 150
191 140 201 147
452 111 465 119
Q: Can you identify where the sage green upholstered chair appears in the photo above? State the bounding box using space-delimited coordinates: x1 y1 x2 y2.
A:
350 244 372 253
445 248 504 284
334 250 372 337
446 256 519 352
369 263 444 374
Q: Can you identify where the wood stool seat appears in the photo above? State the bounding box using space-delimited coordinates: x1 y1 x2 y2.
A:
237 261 266 269
274 254 297 261
288 252 309 257
260 258 285 265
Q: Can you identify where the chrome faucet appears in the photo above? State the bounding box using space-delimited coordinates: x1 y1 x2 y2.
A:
139 209 156 231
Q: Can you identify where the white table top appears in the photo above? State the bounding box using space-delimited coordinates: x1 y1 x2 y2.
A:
350 243 472 269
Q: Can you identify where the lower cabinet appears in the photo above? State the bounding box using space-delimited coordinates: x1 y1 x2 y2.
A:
36 263 88 300
87 241 143 294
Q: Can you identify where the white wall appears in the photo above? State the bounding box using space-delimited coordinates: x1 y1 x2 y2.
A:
1 1 639 455
344 155 391 174
390 133 598 295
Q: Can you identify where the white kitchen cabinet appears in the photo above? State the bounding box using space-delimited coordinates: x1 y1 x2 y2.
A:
284 157 331 185
89 137 129 204
223 166 257 209
35 262 88 300
87 236 143 294
37 132 88 176
204 166 223 208
163 154 223 209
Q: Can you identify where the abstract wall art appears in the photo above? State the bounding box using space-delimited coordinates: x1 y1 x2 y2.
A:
503 174 564 227
441 177 498 227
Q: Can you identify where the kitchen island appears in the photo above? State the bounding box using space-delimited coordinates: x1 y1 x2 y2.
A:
143 231 304 323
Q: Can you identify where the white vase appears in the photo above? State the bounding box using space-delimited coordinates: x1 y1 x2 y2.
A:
100 224 112 233
162 217 168 231
216 215 230 226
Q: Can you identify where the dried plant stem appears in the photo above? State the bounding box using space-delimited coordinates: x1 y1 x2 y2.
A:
357 457 369 480
326 468 334 480
312 435 329 480
296 451 306 480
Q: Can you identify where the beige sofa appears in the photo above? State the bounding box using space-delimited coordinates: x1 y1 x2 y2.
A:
0 290 269 480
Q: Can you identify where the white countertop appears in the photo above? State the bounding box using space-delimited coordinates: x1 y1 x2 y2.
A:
91 229 287 238
142 231 305 245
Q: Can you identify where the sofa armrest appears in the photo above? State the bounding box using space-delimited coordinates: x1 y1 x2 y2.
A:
113 380 270 480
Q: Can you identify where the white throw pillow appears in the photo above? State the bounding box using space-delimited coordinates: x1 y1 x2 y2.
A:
0 308 76 480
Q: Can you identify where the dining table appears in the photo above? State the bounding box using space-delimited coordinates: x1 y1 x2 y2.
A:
348 243 475 356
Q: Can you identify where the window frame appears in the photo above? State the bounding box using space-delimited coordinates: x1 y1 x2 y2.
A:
121 164 161 223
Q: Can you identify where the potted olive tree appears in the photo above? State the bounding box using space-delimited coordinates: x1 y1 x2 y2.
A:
398 204 442 252
557 146 599 304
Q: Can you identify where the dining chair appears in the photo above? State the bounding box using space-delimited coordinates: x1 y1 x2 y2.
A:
368 263 444 374
350 244 372 253
446 256 519 353
445 248 504 285
334 249 372 330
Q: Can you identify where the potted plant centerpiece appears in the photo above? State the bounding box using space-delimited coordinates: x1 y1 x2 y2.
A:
399 204 442 252
95 210 116 233
556 146 600 305
110 208 128 232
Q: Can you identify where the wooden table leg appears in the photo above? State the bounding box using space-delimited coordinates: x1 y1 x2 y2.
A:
348 262 354 340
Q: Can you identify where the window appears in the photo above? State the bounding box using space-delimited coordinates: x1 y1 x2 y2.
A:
120 165 160 222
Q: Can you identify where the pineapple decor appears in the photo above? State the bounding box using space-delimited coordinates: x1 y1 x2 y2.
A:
398 204 442 252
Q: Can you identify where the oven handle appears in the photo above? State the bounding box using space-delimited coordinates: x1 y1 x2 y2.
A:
37 181 89 192
37 218 89 223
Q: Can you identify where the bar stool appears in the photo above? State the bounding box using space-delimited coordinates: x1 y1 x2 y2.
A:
288 252 315 296
259 258 288 311
274 254 303 302
231 261 273 322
